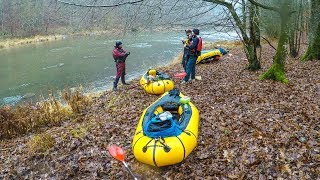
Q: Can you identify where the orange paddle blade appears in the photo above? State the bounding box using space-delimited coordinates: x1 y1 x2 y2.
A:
108 145 125 161
173 72 187 79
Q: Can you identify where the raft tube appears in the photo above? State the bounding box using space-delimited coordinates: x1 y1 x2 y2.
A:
140 70 174 95
196 48 228 64
132 89 199 167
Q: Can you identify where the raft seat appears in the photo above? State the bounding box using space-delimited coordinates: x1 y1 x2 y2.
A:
161 102 182 122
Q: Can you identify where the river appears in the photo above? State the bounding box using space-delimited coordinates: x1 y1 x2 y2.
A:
0 30 237 106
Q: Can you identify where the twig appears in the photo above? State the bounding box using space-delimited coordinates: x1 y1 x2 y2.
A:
261 36 276 50
0 147 13 151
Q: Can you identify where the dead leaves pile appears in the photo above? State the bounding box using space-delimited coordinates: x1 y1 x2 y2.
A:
0 45 319 179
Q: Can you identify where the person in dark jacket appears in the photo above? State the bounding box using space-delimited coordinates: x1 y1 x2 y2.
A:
112 41 130 91
182 29 192 71
182 29 200 84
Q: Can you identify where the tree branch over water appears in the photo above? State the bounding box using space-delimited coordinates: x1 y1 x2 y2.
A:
56 0 144 8
247 0 279 12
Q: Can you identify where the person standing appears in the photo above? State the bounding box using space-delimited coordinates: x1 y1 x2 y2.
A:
182 29 192 71
182 29 200 84
112 41 130 91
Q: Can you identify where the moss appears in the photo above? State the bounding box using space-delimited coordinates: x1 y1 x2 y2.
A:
259 64 288 83
27 133 55 154
302 29 320 61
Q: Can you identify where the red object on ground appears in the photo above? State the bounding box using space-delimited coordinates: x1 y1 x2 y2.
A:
214 56 221 61
174 72 187 79
108 145 125 161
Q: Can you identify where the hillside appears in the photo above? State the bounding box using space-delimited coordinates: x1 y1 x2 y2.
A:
1 44 319 179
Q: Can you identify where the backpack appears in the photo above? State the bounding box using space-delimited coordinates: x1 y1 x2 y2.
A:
196 37 202 56
143 114 182 138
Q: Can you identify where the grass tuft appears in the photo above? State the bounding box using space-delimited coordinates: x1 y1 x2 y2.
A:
27 133 55 154
70 126 87 139
62 89 92 115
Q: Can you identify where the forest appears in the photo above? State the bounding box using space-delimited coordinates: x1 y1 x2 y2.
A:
0 0 319 179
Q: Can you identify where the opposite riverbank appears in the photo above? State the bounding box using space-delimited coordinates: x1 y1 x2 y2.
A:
0 29 120 49
0 27 183 49
1 41 319 179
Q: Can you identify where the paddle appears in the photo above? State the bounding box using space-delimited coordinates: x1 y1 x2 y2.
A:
108 145 138 180
173 72 187 79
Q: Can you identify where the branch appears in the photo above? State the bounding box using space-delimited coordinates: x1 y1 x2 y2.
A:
202 0 232 7
56 0 144 8
203 0 249 44
247 0 279 12
261 36 276 50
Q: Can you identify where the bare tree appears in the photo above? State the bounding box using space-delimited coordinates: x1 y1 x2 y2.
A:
202 0 261 70
249 0 295 83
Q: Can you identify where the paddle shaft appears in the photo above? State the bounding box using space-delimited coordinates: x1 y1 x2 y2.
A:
122 161 138 180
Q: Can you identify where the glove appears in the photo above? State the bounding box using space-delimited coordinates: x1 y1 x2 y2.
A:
124 52 130 58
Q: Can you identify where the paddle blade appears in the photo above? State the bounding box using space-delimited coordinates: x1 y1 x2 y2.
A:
108 145 125 161
173 72 187 79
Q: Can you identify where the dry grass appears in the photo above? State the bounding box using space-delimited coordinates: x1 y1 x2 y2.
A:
27 133 55 154
203 40 243 50
0 35 66 49
62 89 92 115
0 89 91 140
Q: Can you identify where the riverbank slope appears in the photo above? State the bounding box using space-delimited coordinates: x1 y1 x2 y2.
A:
0 44 319 179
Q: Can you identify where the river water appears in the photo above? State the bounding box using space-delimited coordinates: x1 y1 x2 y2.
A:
0 31 237 106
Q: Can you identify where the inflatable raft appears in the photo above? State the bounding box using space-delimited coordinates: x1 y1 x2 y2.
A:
196 47 228 64
132 89 199 167
140 69 174 95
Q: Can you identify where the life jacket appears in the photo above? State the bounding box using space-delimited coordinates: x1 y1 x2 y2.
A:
112 47 127 62
184 38 190 47
197 37 202 54
189 36 202 56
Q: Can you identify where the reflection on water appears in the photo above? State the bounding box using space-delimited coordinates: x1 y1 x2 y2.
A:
83 55 97 59
128 43 152 48
42 63 65 70
49 46 73 52
0 30 238 106
2 95 23 105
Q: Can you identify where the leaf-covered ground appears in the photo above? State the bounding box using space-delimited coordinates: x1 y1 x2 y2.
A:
1 44 319 179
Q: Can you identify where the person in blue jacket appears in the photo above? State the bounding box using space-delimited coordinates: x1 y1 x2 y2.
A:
182 29 200 84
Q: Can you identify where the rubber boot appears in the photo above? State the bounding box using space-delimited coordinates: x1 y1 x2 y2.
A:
121 74 129 85
113 77 120 91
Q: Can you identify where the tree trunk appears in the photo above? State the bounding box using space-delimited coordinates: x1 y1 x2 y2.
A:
203 0 261 71
245 43 260 70
227 1 261 70
288 0 304 58
253 4 260 47
247 1 261 70
302 0 320 61
260 10 290 83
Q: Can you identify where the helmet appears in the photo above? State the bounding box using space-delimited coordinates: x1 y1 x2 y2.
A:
192 29 200 35
115 41 122 47
148 69 157 76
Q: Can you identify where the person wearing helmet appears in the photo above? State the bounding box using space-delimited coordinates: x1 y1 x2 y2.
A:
182 28 200 84
112 41 130 91
147 69 157 83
